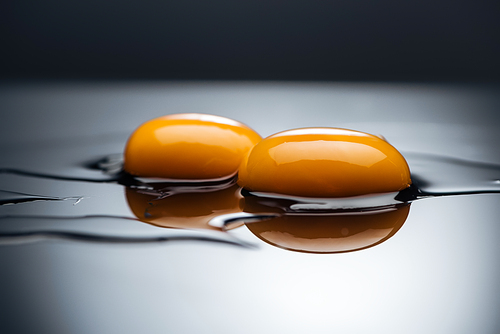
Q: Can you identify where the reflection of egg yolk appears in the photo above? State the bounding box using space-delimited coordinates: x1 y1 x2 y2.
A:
245 204 410 254
238 128 412 198
124 113 262 180
125 183 244 230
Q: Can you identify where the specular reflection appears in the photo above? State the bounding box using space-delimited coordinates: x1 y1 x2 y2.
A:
126 179 244 230
126 179 411 252
243 195 410 254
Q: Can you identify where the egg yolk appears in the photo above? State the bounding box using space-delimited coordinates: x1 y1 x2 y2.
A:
124 113 262 180
237 128 412 198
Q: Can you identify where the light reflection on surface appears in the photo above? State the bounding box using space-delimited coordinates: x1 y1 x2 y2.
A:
1 82 499 334
244 205 410 253
126 178 411 252
126 181 244 230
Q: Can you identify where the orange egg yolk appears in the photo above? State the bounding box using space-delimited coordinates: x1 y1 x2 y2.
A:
237 128 412 198
124 113 262 180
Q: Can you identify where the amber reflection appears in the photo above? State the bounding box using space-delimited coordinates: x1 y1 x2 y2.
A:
126 182 244 230
244 196 410 253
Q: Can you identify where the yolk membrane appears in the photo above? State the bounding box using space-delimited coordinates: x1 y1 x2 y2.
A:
124 113 262 180
237 128 412 197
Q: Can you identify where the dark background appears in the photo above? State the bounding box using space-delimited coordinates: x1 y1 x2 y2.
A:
1 0 499 82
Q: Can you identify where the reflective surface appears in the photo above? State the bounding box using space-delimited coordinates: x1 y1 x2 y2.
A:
1 81 500 334
126 180 243 230
244 203 410 254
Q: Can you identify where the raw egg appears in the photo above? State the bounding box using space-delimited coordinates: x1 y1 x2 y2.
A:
124 113 262 180
238 128 412 198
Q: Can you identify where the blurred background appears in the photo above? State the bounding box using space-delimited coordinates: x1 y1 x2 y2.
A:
2 0 499 82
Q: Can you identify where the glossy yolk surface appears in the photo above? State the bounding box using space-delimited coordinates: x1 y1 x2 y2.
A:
124 113 262 180
237 128 412 197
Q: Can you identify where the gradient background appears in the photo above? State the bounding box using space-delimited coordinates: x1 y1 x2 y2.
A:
1 1 500 333
1 0 499 81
